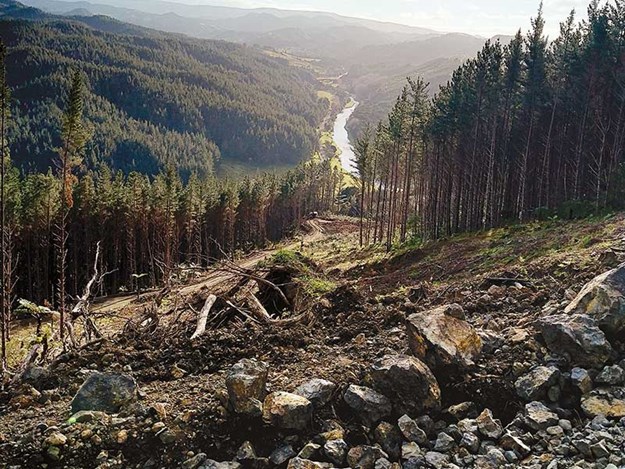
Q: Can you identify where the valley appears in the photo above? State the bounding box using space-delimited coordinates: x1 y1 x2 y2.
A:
1 1 625 469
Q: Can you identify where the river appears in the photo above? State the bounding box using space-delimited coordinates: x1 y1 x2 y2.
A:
333 100 359 174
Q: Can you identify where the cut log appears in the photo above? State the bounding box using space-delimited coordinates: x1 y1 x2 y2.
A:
190 294 217 340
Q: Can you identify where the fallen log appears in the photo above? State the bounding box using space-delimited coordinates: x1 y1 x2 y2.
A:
190 294 217 340
246 292 272 323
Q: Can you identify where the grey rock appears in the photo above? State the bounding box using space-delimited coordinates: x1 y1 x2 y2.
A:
374 422 402 460
524 401 559 431
344 385 392 427
476 409 503 440
406 306 482 369
374 458 393 469
286 459 331 469
270 445 296 466
515 366 560 401
401 442 421 460
226 359 268 416
397 415 428 445
565 262 625 335
323 439 347 466
262 392 312 430
595 365 625 386
346 445 387 469
571 367 593 394
294 379 336 408
70 372 137 414
236 441 256 461
22 366 51 391
424 451 450 468
499 433 531 456
182 453 207 469
538 314 613 368
591 441 610 459
368 354 440 415
434 432 456 452
460 432 480 454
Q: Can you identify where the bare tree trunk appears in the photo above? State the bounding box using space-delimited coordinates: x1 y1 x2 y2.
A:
190 294 217 340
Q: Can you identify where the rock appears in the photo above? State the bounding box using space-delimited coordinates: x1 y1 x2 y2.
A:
476 409 503 439
524 402 559 431
397 415 428 445
433 432 456 452
565 263 625 335
287 459 331 469
346 446 387 469
538 315 613 368
46 445 61 461
595 365 625 385
298 443 321 460
263 392 312 430
294 379 336 408
200 460 241 469
406 306 482 369
183 453 208 469
401 442 421 460
499 433 531 456
44 432 67 446
571 368 593 394
22 366 51 391
323 439 347 466
70 372 137 414
343 385 392 427
226 359 268 416
460 432 480 453
374 422 402 460
445 402 477 421
270 445 296 466
157 428 177 445
368 354 440 415
424 451 449 468
374 458 394 469
515 366 560 401
68 410 108 424
236 441 257 461
581 395 625 418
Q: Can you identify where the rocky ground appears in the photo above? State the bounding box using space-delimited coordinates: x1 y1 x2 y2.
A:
1 215 625 469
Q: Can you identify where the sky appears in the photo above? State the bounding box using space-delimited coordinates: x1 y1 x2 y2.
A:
160 0 595 37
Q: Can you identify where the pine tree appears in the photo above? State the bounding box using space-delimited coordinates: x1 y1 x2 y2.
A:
0 40 10 369
56 70 88 344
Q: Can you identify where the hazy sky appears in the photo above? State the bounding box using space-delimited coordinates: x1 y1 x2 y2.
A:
163 0 595 36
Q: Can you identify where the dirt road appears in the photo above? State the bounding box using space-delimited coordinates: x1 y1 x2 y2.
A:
92 218 330 314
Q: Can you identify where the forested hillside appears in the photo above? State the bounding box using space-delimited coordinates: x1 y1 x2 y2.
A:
0 1 326 176
354 3 625 247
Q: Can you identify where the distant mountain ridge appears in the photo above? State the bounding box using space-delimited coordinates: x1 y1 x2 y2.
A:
0 0 327 176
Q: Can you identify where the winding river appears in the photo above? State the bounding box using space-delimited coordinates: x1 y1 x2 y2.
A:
333 100 359 174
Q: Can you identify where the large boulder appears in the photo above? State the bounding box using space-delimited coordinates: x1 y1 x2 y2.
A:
524 402 559 431
226 359 268 416
70 372 137 414
581 394 625 418
294 379 336 408
262 392 312 430
514 366 560 401
343 385 392 427
565 263 625 335
368 354 441 415
406 306 482 369
538 315 613 368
